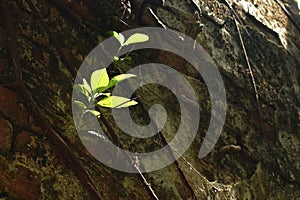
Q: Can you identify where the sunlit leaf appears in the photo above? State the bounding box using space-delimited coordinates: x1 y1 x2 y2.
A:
110 31 125 45
110 31 120 43
110 74 136 87
94 92 111 99
119 56 132 62
124 33 149 46
87 109 101 118
101 74 136 92
74 84 89 97
120 56 132 61
90 69 109 92
74 100 87 110
114 56 120 62
119 33 125 45
101 92 111 96
82 78 92 95
97 96 138 108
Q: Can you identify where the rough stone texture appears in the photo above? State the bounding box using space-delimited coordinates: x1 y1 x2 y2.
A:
0 0 299 199
0 118 12 153
138 0 300 199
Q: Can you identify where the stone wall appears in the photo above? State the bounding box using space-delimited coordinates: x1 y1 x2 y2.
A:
0 0 299 199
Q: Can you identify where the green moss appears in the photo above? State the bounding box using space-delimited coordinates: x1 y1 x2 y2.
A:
5 138 87 200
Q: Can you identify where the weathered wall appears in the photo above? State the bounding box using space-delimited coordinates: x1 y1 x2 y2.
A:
129 0 300 199
0 0 299 199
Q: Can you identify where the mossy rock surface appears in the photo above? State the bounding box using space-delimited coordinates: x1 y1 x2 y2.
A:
0 0 299 199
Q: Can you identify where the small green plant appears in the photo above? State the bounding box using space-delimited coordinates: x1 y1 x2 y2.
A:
110 31 149 62
73 31 149 120
74 68 138 118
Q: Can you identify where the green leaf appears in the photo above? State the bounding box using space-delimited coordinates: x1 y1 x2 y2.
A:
74 100 87 110
124 56 132 61
101 93 111 96
87 110 101 118
82 78 92 95
90 69 109 92
114 56 120 62
97 96 138 108
111 31 125 45
74 84 89 97
94 92 111 99
124 33 149 46
120 56 132 61
101 74 136 92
